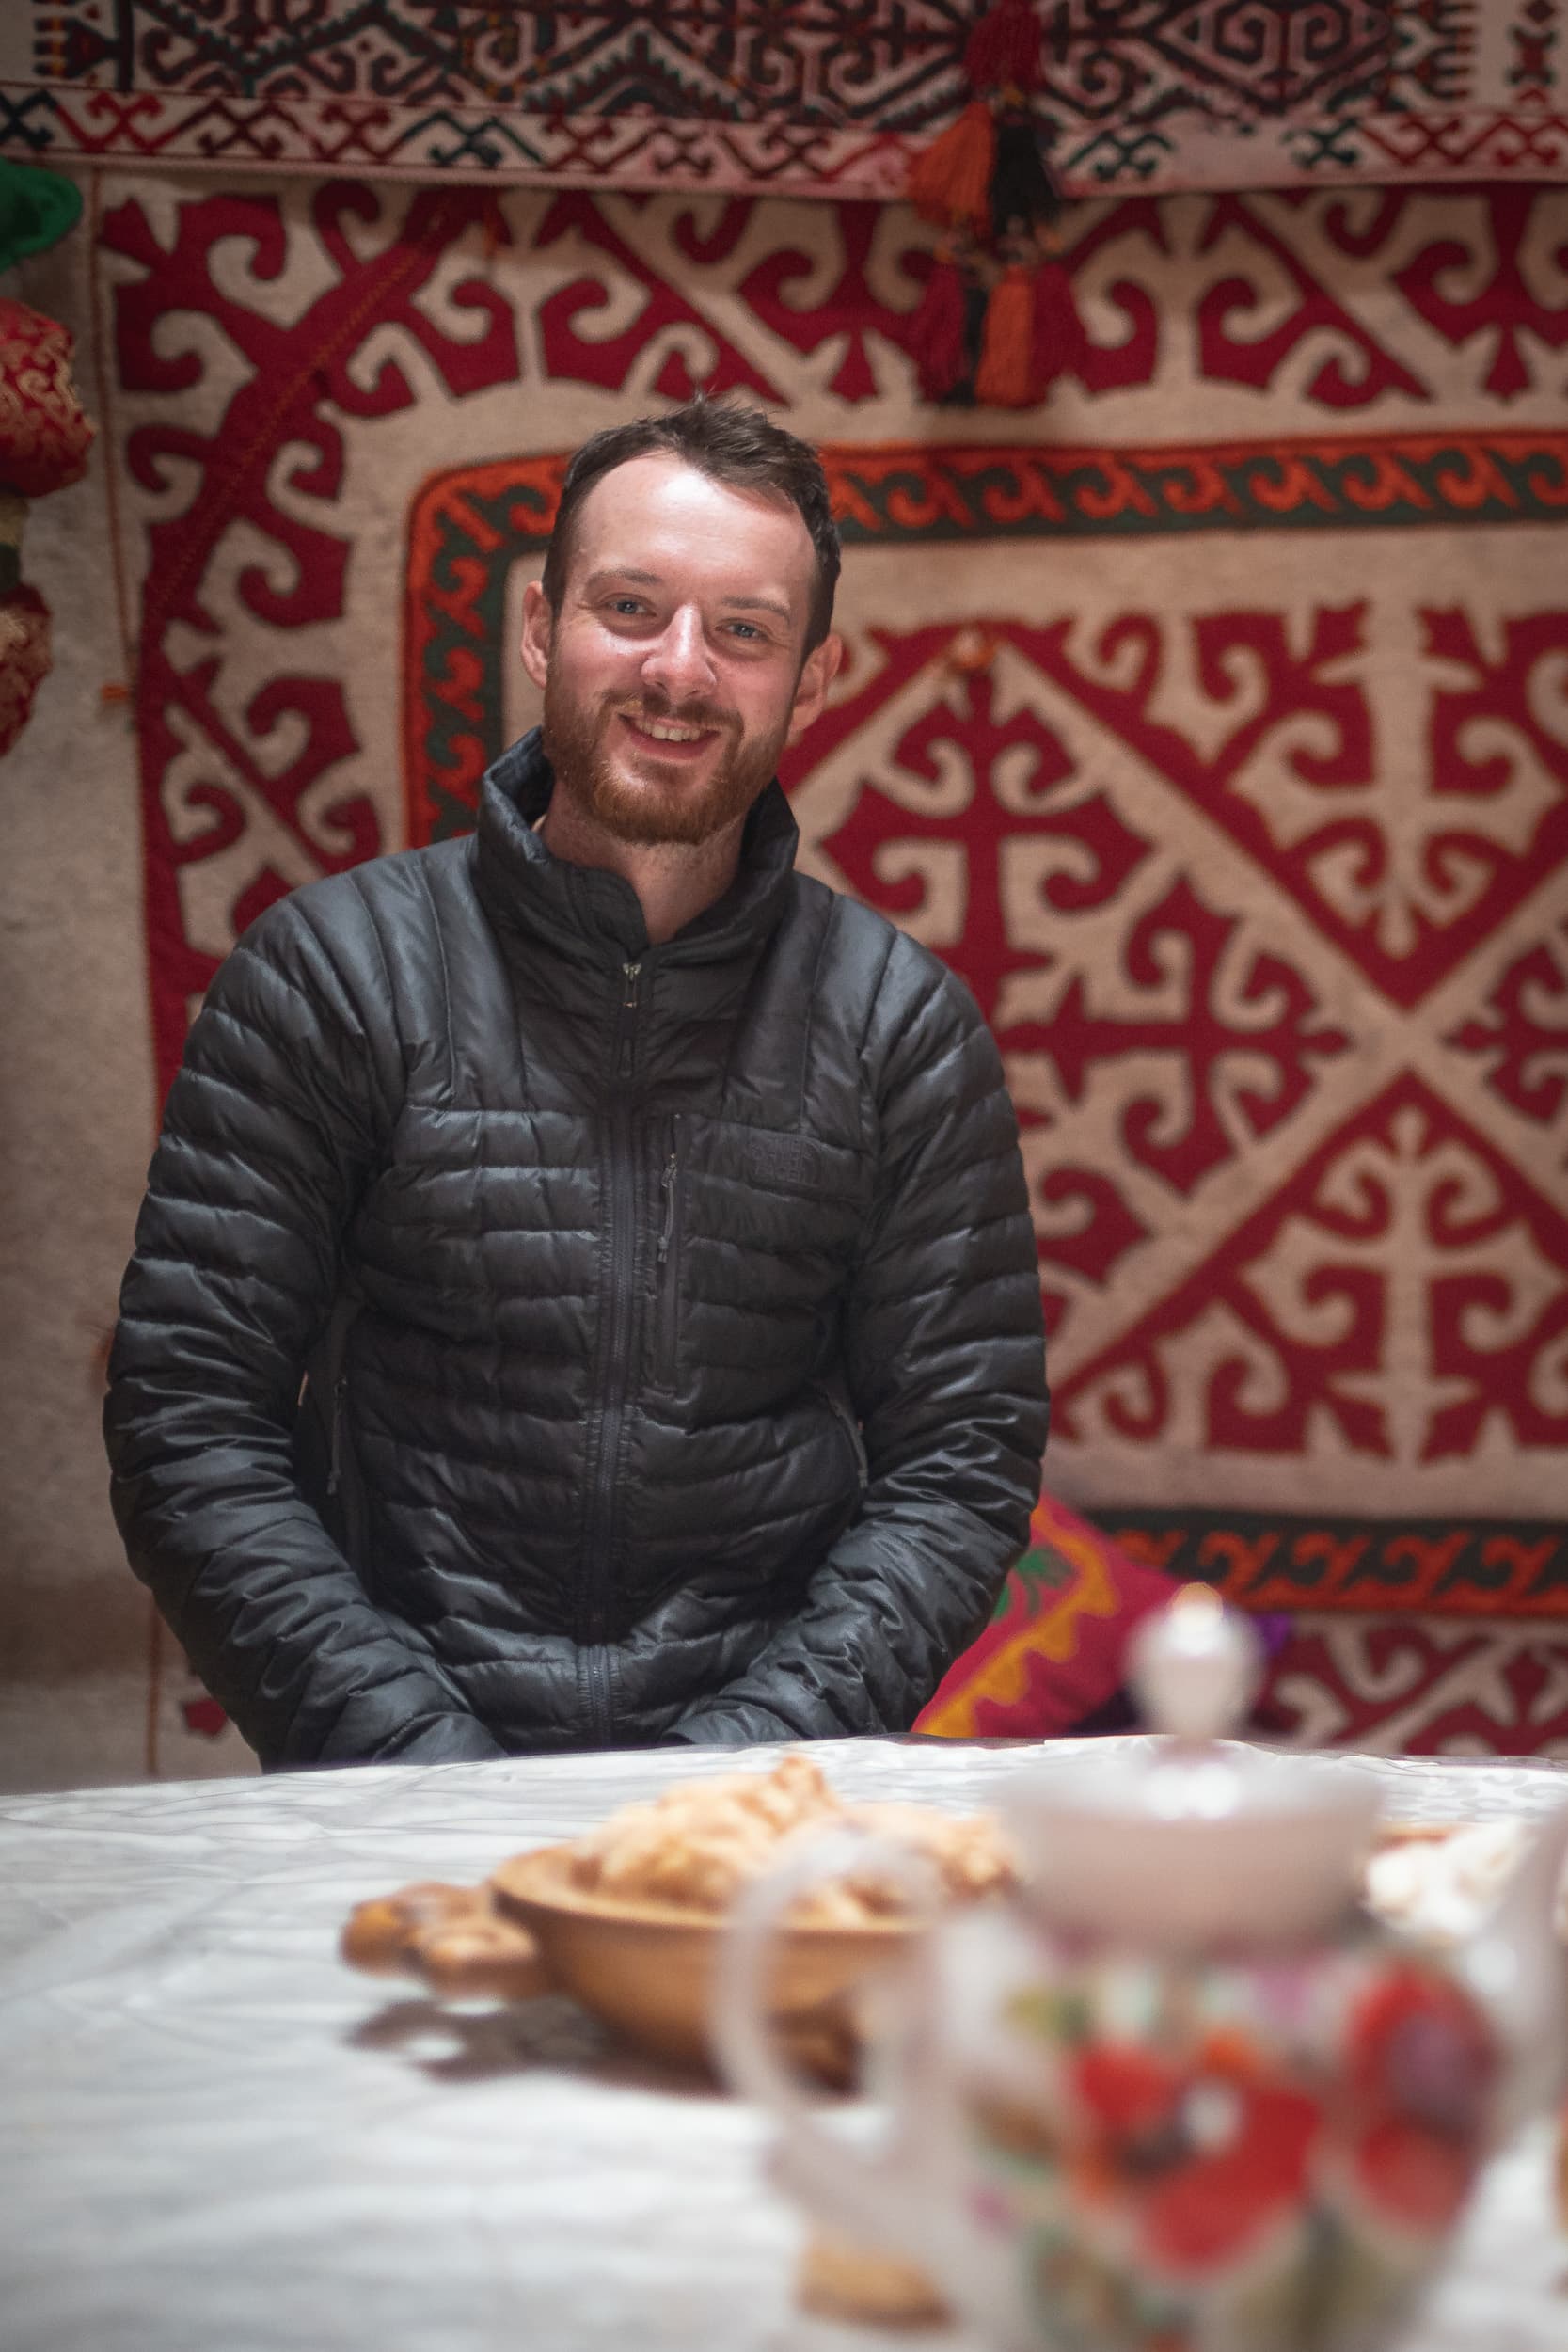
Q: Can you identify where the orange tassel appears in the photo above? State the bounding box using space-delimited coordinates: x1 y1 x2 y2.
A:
906 100 995 236
975 263 1037 406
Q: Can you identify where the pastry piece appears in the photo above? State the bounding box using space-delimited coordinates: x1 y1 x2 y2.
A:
341 1881 477 1974
562 1752 1015 1925
566 1750 845 1912
797 2226 949 2327
1363 1820 1532 1946
341 1879 547 2001
413 1908 549 2002
850 1799 1016 1908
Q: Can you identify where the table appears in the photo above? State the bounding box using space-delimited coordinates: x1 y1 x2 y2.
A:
3 1738 1567 2352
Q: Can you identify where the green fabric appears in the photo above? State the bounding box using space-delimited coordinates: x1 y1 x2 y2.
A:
0 165 82 273
985 1543 1071 1622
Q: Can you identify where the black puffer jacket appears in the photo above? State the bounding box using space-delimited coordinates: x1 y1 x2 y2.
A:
106 733 1048 1768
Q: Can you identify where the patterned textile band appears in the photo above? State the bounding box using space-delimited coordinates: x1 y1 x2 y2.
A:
1106 1511 1568 1621
2 2 1564 194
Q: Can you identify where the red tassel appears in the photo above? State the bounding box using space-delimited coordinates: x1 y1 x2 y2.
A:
906 100 995 235
963 0 1043 95
1030 258 1088 389
974 263 1037 407
903 256 971 401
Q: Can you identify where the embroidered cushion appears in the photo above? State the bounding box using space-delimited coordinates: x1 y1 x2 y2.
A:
914 1489 1179 1739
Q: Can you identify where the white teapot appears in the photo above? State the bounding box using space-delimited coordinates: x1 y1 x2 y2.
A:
714 1590 1568 2352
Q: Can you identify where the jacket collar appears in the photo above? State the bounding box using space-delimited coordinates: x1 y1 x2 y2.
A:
476 727 800 963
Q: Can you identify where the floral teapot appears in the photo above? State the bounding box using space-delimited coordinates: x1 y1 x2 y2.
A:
714 1590 1568 2352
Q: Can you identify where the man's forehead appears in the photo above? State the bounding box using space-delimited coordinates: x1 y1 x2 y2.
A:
567 453 815 607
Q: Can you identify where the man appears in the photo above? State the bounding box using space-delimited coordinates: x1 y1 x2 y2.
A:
105 397 1049 1768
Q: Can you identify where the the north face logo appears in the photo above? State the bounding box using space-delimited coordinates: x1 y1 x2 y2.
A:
768 1134 822 1192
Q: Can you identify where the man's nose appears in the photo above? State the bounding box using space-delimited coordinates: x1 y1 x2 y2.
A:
641 605 716 705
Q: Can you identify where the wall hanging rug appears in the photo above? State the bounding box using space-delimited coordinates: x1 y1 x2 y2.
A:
79 170 1567 1767
5 3 1566 198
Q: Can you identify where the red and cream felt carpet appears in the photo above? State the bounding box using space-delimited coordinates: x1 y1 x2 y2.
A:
3 160 1565 1781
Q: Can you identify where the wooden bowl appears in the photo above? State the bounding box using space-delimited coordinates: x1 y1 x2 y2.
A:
488 1843 913 2075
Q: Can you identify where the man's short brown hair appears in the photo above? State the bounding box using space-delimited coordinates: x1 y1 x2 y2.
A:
542 397 841 654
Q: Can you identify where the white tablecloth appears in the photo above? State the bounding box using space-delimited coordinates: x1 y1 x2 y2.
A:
3 1738 1566 2352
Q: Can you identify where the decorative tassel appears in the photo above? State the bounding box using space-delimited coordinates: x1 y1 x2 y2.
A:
900 2 1076 411
906 99 995 237
990 114 1061 238
903 253 972 402
1030 257 1089 390
974 262 1037 408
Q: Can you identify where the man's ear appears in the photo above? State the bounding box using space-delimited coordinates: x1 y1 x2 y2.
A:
785 630 844 744
519 579 553 692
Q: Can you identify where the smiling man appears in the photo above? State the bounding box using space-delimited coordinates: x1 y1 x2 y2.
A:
105 398 1049 1769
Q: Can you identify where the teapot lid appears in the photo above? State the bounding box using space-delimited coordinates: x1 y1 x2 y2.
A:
1003 1587 1380 1949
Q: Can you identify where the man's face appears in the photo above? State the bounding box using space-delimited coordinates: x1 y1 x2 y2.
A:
519 453 838 849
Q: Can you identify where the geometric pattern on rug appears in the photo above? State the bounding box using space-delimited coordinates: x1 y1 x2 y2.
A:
1106 1510 1568 1619
103 175 1568 1523
1249 1613 1568 1757
86 170 1568 1765
407 441 1568 1518
408 434 1568 986
6 1 1567 195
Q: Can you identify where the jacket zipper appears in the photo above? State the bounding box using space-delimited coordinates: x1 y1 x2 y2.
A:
655 1116 684 1390
579 958 643 1745
616 957 640 1076
820 1381 869 1495
325 1365 372 1588
326 1375 348 1498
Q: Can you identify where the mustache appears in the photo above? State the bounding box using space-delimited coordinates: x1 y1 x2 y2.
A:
611 692 734 733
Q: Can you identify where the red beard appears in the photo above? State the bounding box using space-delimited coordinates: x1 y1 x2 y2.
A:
540 675 786 848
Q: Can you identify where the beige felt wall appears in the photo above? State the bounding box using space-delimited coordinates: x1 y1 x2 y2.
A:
0 232 253 1793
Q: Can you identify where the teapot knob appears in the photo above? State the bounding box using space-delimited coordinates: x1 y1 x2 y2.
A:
1129 1584 1262 1744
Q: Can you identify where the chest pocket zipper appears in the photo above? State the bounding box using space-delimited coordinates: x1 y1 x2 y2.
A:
817 1379 869 1497
655 1118 685 1391
309 1292 367 1579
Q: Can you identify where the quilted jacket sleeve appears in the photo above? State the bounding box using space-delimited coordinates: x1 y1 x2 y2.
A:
669 942 1048 1744
104 888 503 1769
